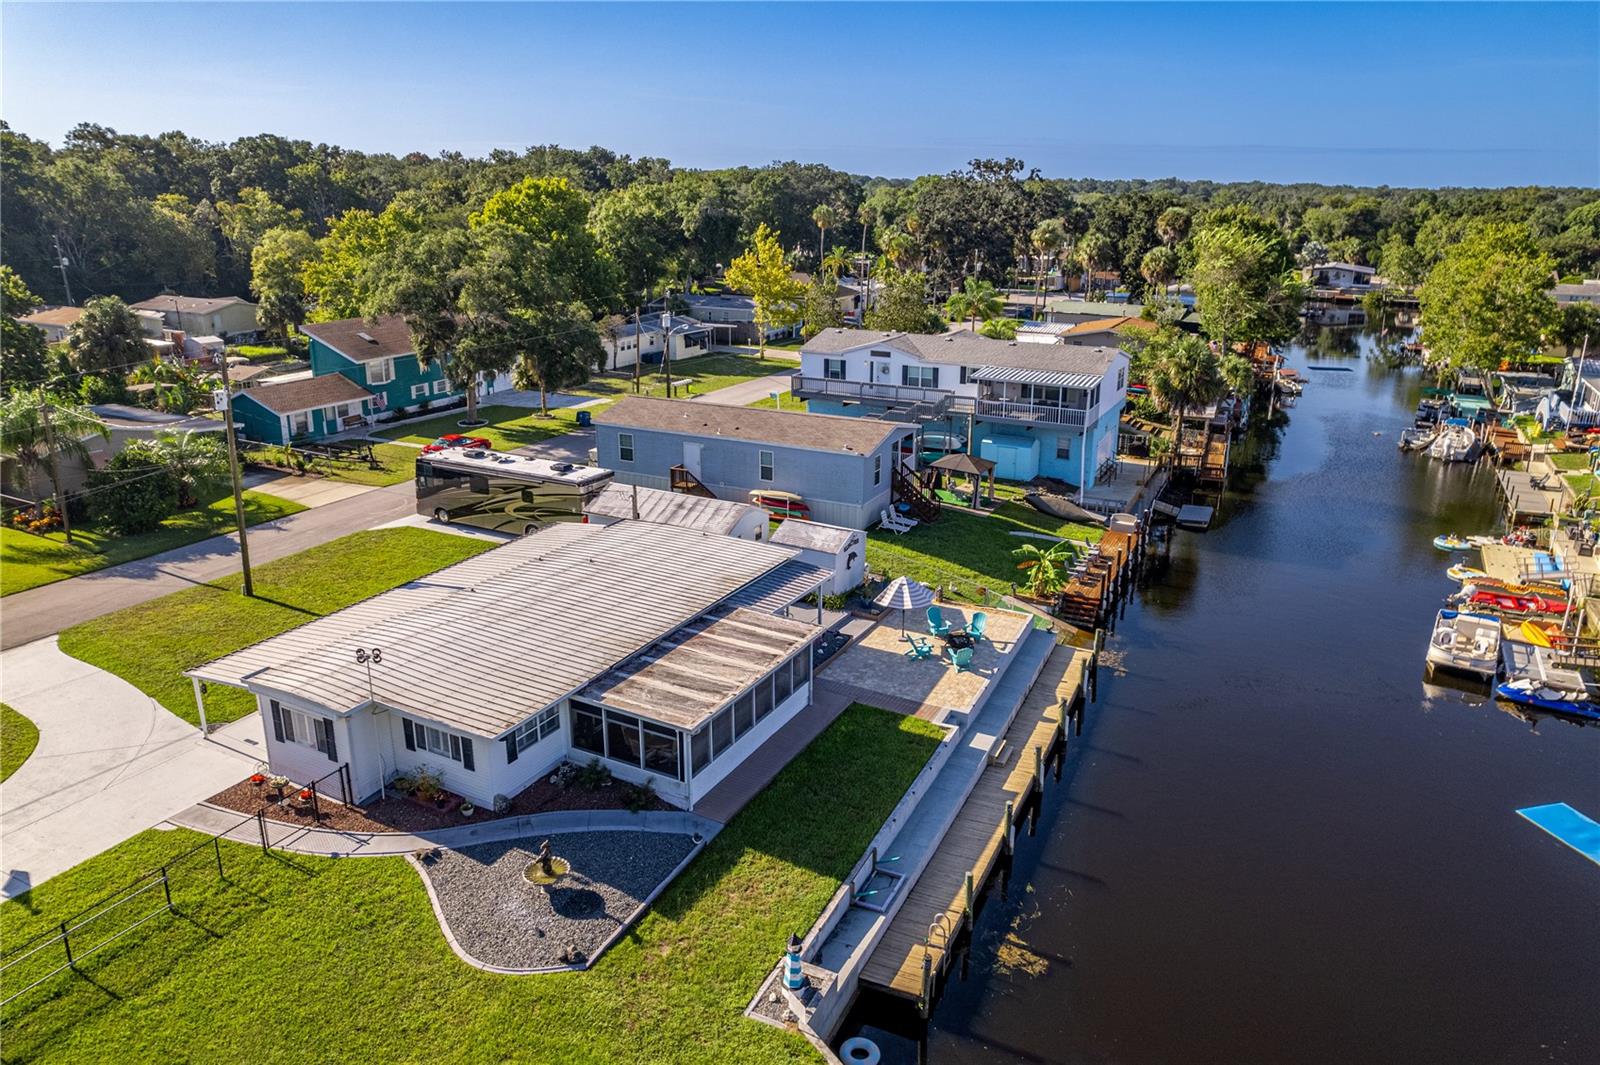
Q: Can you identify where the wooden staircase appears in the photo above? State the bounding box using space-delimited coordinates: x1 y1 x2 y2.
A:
669 465 716 498
892 465 941 523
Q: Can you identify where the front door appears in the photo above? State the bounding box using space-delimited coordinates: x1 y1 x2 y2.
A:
682 442 702 479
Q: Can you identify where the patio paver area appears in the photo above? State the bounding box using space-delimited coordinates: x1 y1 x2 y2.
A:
822 606 1030 719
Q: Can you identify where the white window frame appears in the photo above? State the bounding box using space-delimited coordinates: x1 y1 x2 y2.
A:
512 706 561 754
823 358 846 381
420 723 462 763
289 411 311 436
284 707 330 754
432 379 450 395
758 449 775 482
873 454 882 485
902 365 938 389
367 359 394 386
411 383 429 400
618 432 635 462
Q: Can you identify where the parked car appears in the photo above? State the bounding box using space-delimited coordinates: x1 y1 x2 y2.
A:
420 433 493 454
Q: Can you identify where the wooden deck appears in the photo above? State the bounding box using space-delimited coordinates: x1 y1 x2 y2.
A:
860 645 1086 999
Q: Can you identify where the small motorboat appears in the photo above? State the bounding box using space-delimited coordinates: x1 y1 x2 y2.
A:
1495 678 1600 721
1426 609 1501 680
1399 427 1437 452
1434 534 1471 551
1446 563 1488 582
1429 419 1478 462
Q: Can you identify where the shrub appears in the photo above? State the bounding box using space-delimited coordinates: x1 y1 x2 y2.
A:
86 442 177 534
574 757 612 791
79 372 126 405
621 778 656 812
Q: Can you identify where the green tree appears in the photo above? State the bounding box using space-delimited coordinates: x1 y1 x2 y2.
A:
151 428 228 507
303 204 426 322
821 245 852 281
864 264 943 334
1378 236 1427 288
802 275 845 339
67 295 148 376
1012 541 1070 599
1028 218 1068 313
589 181 682 301
468 176 615 310
218 187 304 279
944 277 1003 332
1140 245 1178 296
86 441 176 534
1190 217 1304 360
724 223 805 354
1554 301 1600 356
1419 222 1556 372
1144 326 1223 435
812 203 838 265
0 389 109 519
508 299 605 414
1220 353 1255 397
1156 206 1192 247
1 266 51 394
250 225 318 342
979 317 1019 340
1076 231 1114 295
127 355 217 414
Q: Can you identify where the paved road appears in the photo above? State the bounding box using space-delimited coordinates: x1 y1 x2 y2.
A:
0 481 417 649
692 371 795 408
0 638 264 899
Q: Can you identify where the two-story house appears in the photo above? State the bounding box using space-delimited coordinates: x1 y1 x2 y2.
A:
793 328 1130 492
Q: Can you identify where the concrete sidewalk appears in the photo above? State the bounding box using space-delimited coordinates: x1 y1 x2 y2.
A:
242 471 377 508
694 372 795 408
168 802 721 857
1 481 417 649
0 638 264 899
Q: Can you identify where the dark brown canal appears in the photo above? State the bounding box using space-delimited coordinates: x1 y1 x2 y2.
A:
855 327 1600 1064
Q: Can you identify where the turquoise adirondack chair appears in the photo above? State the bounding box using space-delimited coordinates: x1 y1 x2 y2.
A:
968 612 989 641
904 636 935 660
926 605 952 637
947 646 974 672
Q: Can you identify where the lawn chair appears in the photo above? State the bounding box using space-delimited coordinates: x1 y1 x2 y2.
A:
888 508 919 532
926 605 953 637
879 509 913 534
904 636 935 660
968 612 988 641
946 646 974 672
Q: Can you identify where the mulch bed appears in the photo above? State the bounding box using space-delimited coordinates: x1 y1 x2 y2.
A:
205 764 675 835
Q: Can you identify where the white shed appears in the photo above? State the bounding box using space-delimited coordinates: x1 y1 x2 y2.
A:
768 520 865 597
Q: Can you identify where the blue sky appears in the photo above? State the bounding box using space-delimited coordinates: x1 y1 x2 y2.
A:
4 2 1597 187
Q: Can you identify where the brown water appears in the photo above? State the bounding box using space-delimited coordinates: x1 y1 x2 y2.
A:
858 328 1600 1064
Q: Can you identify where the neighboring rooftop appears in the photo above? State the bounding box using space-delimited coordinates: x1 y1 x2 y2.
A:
88 404 224 431
597 396 902 455
1061 316 1156 337
1308 262 1376 275
1552 281 1600 299
131 295 255 313
681 292 756 310
300 314 417 361
423 449 613 487
188 521 800 736
769 519 858 554
576 607 820 729
241 373 374 414
801 328 1123 378
586 482 764 535
18 306 84 328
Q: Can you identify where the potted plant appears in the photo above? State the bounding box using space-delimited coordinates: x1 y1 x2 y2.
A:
459 802 476 819
250 762 268 785
269 774 289 798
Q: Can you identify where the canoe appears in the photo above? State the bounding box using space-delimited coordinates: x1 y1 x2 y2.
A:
1434 534 1471 551
1495 679 1600 721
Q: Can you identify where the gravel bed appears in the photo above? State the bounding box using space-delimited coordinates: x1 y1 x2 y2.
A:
419 831 697 970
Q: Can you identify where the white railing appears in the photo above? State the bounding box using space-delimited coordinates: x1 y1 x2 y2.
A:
790 374 951 408
971 398 1088 427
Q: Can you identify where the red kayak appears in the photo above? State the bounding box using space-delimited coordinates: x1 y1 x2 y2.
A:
1467 589 1567 615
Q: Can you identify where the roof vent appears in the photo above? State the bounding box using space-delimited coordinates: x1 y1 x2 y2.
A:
551 462 574 473
356 331 377 344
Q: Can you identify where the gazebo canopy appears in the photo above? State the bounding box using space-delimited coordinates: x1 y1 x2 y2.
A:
928 452 996 477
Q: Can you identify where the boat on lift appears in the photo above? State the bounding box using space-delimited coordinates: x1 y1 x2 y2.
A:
1429 418 1479 462
1425 609 1502 681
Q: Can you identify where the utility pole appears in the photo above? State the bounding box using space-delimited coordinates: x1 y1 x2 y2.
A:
632 303 642 394
661 292 674 399
37 400 74 544
219 375 254 596
51 234 74 306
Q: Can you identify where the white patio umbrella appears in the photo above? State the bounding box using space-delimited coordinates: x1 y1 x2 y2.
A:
874 576 935 640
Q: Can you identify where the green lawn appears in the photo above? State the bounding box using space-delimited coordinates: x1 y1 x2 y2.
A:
1565 472 1597 497
867 497 1104 597
572 353 796 402
0 704 941 1065
56 528 495 728
375 404 594 452
0 491 307 597
1547 451 1593 471
0 703 39 783
242 442 423 487
746 391 794 410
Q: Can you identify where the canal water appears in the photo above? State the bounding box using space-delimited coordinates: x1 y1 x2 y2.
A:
879 327 1600 1063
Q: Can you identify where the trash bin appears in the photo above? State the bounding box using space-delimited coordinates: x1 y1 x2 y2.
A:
576 410 592 428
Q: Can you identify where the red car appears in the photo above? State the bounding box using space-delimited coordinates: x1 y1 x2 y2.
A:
420 433 492 455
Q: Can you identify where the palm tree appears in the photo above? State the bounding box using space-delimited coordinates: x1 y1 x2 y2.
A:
812 204 838 266
0 389 109 540
128 356 219 414
1076 232 1113 298
1220 353 1255 399
1029 218 1068 314
944 277 1003 332
1146 328 1224 440
1140 246 1178 300
821 245 852 281
1156 206 1192 248
1012 541 1072 599
151 429 228 507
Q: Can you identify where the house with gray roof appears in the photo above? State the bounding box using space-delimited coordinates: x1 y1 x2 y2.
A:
594 396 916 528
794 327 1131 491
231 372 377 444
187 520 833 813
131 294 261 340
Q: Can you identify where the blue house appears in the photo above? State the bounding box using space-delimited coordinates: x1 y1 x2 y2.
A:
299 314 511 419
231 373 377 445
793 328 1130 491
594 397 914 529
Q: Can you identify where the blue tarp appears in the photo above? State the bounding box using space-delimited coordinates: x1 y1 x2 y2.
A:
1517 803 1600 866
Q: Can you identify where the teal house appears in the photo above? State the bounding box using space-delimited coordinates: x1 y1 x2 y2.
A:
231 373 377 445
300 315 465 415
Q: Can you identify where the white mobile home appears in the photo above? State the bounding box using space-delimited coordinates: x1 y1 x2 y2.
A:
187 522 832 812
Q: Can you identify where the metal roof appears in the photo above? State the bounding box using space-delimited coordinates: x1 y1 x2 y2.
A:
715 559 831 614
187 521 802 737
969 365 1101 389
585 483 764 535
576 608 821 730
769 520 859 554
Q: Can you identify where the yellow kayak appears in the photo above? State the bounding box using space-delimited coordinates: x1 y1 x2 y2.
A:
1520 620 1554 647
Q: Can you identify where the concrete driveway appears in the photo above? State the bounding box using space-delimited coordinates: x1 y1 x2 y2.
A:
0 638 264 899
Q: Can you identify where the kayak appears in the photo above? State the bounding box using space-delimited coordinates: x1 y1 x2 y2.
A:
1495 678 1600 721
1446 564 1488 582
1519 620 1555 647
1465 588 1567 615
1434 534 1471 551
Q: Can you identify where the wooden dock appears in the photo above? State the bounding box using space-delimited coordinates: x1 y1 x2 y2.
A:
859 645 1086 1002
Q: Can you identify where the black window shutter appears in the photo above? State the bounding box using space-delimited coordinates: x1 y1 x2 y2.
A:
449 734 462 762
460 738 475 772
322 719 338 763
929 367 940 387
504 735 518 764
402 717 416 751
269 700 285 743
